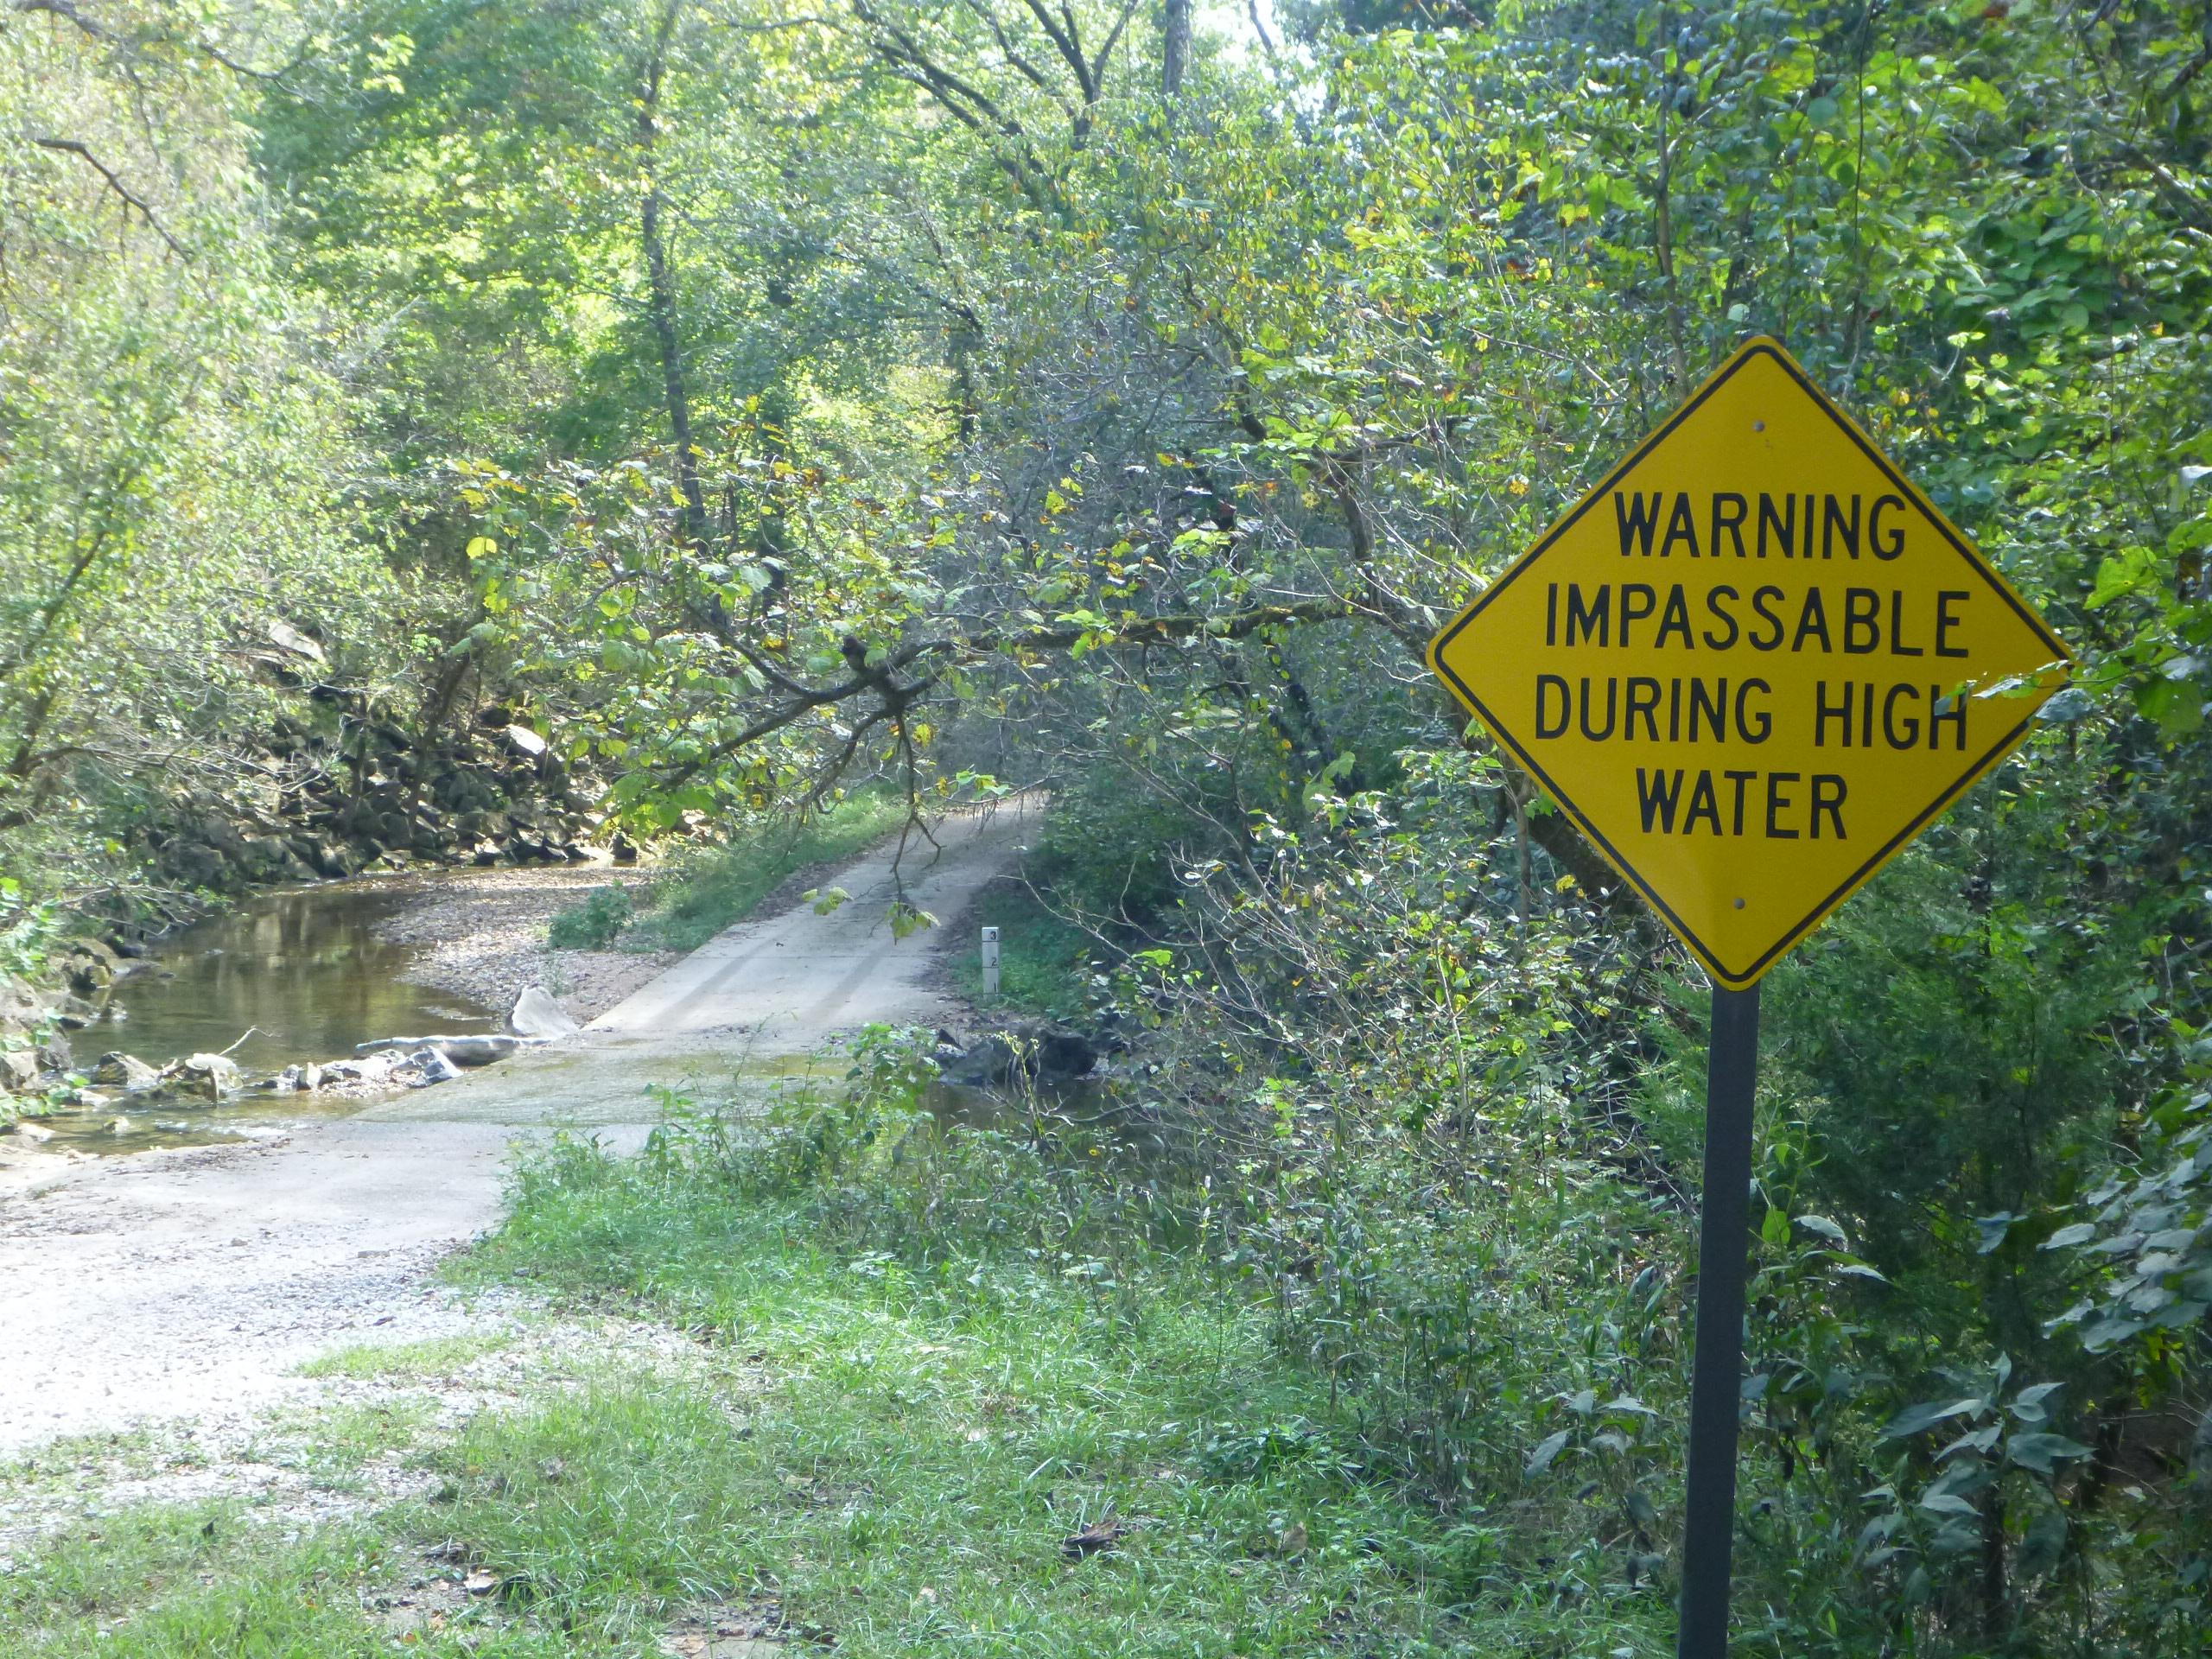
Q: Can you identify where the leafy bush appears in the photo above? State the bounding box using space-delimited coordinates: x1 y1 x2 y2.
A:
545 883 633 950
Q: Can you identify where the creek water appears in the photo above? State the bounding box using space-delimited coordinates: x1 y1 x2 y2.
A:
42 880 496 1155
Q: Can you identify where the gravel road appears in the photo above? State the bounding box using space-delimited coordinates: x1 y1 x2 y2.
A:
0 804 1033 1452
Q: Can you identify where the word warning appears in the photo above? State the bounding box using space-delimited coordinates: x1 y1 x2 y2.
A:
1427 338 2072 988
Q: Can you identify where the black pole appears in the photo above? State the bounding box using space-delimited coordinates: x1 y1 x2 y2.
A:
1677 982 1762 1659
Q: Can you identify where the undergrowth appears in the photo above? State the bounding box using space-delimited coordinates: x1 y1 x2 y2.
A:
950 880 1094 1020
0 1029 1663 1659
632 791 908 955
543 791 908 956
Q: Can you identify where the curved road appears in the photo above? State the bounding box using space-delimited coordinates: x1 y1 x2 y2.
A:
0 806 1029 1452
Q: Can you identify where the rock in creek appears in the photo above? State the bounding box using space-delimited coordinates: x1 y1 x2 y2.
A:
59 939 119 996
0 1047 38 1093
937 1023 1101 1088
320 1051 401 1085
181 1052 241 1100
508 986 579 1041
353 1033 518 1067
9 1120 53 1143
407 1046 461 1085
92 1052 162 1091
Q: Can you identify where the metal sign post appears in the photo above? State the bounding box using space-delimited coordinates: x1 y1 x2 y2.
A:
1421 337 2075 1655
1676 983 1760 1659
980 925 1001 997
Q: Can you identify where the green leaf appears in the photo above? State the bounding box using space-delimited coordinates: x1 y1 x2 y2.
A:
2008 1382 2065 1424
1882 1398 1982 1440
2006 1433 2094 1474
1918 1491 1978 1517
2018 1509 2068 1579
2086 548 2159 609
1524 1430 1570 1476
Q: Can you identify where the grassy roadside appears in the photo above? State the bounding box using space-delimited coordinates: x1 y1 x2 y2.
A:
948 880 1093 1020
552 792 910 955
0 1058 1670 1658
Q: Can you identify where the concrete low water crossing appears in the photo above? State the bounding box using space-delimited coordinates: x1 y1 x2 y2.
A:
0 806 1034 1450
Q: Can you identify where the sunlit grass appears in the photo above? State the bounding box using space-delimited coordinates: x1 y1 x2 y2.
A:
626 791 911 955
296 1332 516 1381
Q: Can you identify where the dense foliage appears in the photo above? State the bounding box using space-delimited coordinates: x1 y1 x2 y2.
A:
5 0 2211 1649
0 0 397 911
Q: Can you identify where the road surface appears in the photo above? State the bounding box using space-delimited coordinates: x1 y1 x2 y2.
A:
0 806 1028 1452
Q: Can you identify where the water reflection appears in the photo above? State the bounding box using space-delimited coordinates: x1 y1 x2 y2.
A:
41 879 495 1156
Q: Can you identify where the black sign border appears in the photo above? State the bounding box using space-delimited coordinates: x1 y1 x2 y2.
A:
1426 337 2074 988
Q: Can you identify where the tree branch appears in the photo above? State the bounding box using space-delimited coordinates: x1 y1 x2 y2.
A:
30 137 187 257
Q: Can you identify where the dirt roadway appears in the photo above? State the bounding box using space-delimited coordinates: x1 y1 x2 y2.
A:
0 806 1032 1453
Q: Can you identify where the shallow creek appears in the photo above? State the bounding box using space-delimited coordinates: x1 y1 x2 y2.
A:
45 880 497 1156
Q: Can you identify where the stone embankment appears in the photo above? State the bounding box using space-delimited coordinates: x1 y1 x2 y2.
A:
138 696 632 897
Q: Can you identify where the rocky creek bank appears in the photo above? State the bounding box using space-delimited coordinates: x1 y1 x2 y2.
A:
0 859 669 1141
137 692 635 901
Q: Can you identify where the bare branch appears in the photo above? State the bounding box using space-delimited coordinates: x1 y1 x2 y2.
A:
959 0 1073 117
1016 0 1091 100
1089 0 1144 97
30 136 188 257
10 0 106 40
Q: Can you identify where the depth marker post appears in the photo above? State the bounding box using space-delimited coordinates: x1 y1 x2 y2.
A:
1677 984 1760 1659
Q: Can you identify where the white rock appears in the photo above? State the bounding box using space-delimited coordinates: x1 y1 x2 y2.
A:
266 620 327 664
509 987 579 1041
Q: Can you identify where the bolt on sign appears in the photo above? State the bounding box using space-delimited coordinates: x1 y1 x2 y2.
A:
1427 336 2073 988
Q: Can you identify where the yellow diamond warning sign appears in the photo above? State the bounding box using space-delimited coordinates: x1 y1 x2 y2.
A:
1427 337 2072 989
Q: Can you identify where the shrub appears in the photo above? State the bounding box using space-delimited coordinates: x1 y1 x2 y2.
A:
546 884 633 950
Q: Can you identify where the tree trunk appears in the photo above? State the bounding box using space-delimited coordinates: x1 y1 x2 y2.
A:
1161 0 1191 97
638 0 708 542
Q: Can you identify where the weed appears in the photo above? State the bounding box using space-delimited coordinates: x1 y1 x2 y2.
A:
296 1332 517 1382
545 884 634 950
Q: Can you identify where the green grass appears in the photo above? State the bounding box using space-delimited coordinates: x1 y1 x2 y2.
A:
950 880 1093 1020
295 1332 516 1381
432 1154 1507 1656
0 1075 1669 1659
621 791 911 955
0 1505 569 1657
